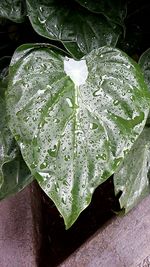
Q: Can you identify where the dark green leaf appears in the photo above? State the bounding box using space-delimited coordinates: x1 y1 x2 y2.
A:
7 44 150 228
0 57 32 199
0 0 26 23
0 57 10 96
114 127 150 212
74 0 127 26
26 0 121 59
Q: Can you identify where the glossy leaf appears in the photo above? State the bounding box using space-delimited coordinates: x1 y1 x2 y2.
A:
139 48 150 125
0 57 32 199
113 47 150 213
139 48 150 91
0 0 26 23
113 127 150 212
7 44 150 228
26 0 121 59
0 57 10 95
74 0 127 26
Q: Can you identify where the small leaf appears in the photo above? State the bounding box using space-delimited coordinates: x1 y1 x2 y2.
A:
139 48 150 125
26 0 121 59
0 0 26 23
0 57 32 199
7 44 150 228
139 48 150 91
74 0 127 26
113 47 150 213
113 127 150 212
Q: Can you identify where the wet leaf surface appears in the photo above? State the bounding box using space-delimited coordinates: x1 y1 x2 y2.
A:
0 56 32 199
26 0 121 59
113 45 150 213
114 127 150 212
0 0 26 23
75 0 127 26
7 44 149 228
139 48 150 91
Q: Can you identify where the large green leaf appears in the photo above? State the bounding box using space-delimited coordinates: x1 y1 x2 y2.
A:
74 0 127 26
0 57 32 199
26 0 121 59
7 44 150 228
0 0 26 23
113 127 150 212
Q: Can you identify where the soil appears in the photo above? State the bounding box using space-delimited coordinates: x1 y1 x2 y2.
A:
39 177 120 267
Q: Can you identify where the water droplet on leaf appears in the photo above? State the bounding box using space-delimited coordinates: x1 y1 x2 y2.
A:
40 162 47 169
66 97 73 108
64 155 70 161
48 145 58 157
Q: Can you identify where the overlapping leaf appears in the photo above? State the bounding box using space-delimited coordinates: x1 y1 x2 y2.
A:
0 57 32 199
139 48 150 125
139 48 150 91
113 47 150 212
0 0 26 23
7 44 149 228
114 128 150 212
75 0 127 26
26 0 121 59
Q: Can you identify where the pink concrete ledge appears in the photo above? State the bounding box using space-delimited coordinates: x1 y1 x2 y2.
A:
0 181 42 267
59 195 150 267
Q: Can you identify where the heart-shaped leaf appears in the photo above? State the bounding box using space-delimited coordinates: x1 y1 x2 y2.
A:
113 127 150 212
75 0 127 27
0 57 32 199
7 44 150 228
0 0 26 23
26 0 121 59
